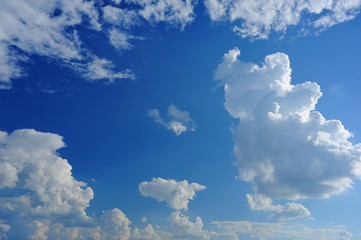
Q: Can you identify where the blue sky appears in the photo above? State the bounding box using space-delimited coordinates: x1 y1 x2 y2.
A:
1 0 361 239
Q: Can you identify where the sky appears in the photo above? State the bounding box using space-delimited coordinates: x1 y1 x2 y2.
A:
0 0 361 239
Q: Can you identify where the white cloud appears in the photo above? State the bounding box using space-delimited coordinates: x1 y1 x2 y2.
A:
148 104 197 136
103 5 140 29
0 0 102 87
132 224 162 240
246 194 310 220
204 0 361 40
129 0 197 29
99 208 132 240
80 56 136 82
214 48 361 210
169 211 210 240
139 177 206 210
0 0 197 89
212 221 354 240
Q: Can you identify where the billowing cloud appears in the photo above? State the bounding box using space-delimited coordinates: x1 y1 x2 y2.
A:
214 48 361 212
139 177 206 210
204 0 361 39
169 211 210 240
148 104 197 136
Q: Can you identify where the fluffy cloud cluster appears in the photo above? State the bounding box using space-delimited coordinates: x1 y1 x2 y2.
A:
139 177 206 210
204 0 361 39
0 128 358 239
0 129 93 221
214 48 361 216
0 0 198 89
0 128 209 240
148 104 197 136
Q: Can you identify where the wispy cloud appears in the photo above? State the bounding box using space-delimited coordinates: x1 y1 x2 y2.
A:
148 104 197 136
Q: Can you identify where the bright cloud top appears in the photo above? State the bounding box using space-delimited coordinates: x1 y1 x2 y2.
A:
214 48 361 203
0 129 93 220
139 177 206 210
148 104 197 136
205 0 361 39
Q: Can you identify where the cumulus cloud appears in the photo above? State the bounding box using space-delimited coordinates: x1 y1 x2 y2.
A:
148 104 197 136
246 194 311 220
139 177 206 210
212 221 354 240
169 211 210 240
0 128 211 240
204 0 361 39
214 48 361 211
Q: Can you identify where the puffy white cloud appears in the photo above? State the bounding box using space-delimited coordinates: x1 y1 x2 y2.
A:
246 194 310 220
204 0 361 39
169 211 210 240
214 48 361 208
139 177 206 210
0 129 93 219
132 224 162 240
212 221 353 240
148 104 197 136
0 129 95 239
99 208 132 240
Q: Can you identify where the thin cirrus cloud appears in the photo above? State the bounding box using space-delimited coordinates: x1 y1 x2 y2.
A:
139 177 206 210
204 0 361 39
214 48 361 215
148 104 197 136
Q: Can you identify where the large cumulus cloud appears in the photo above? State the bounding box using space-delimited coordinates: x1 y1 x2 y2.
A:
214 48 361 216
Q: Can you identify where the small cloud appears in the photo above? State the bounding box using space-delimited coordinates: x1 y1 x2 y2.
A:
139 177 206 210
246 194 310 221
148 104 196 136
79 56 135 82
